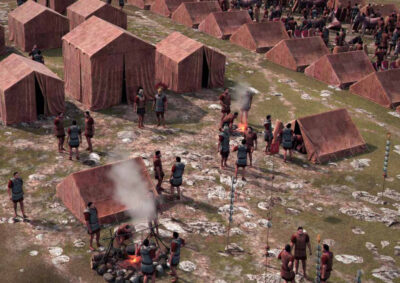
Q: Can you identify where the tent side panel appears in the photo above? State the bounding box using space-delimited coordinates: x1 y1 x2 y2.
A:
204 47 225 88
171 5 193 28
304 57 340 87
8 15 26 51
177 48 203 93
67 8 86 30
155 52 179 92
35 73 65 116
151 0 171 17
95 5 128 29
350 75 392 108
63 40 82 102
230 25 257 51
265 42 297 71
198 15 223 39
0 25 5 55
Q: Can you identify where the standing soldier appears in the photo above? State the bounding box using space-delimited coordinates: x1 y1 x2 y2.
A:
153 88 167 128
134 87 146 129
219 88 231 122
169 232 185 283
84 202 102 251
290 227 312 279
140 238 159 283
217 125 230 169
84 111 94 153
220 112 238 132
153 151 165 193
233 139 248 181
263 115 273 153
170 157 185 200
240 90 255 126
320 244 333 283
244 126 257 166
280 123 294 163
278 244 295 283
8 172 27 219
54 112 65 153
67 120 82 161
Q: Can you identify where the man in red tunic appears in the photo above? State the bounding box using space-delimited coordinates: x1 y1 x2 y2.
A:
84 111 94 152
153 151 164 193
219 88 231 122
54 112 65 153
320 244 333 282
115 224 135 247
290 227 312 278
278 244 295 283
244 127 257 166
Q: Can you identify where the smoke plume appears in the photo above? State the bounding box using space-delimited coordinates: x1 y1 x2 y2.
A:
108 160 155 222
230 82 258 110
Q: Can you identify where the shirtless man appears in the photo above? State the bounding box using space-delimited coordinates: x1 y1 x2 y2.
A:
54 112 65 153
84 111 94 152
290 227 312 279
244 127 257 166
153 151 164 193
278 244 296 283
219 88 231 122
320 244 333 283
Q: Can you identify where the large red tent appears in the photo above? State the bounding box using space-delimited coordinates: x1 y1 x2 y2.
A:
63 16 155 111
155 32 225 93
265 37 329 71
304 51 375 89
350 69 400 109
230 21 289 53
8 0 69 52
0 54 65 125
198 11 252 39
56 158 157 224
67 0 127 30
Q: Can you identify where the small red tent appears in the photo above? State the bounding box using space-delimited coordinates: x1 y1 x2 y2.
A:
63 16 155 111
171 1 222 28
8 0 69 52
67 0 127 30
37 0 76 14
198 11 252 39
155 32 225 93
0 54 65 125
151 0 193 17
265 37 329 71
56 158 157 224
230 22 289 53
304 51 375 89
350 69 400 109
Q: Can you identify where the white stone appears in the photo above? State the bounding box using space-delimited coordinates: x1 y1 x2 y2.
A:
208 104 222 110
257 202 269 211
207 186 228 200
159 219 186 235
286 181 303 190
242 222 257 229
381 241 390 249
352 227 365 235
117 131 135 140
185 180 194 186
48 247 63 257
335 254 363 264
270 92 282 97
301 93 312 100
258 219 272 228
122 138 132 143
350 159 371 170
73 239 86 248
29 250 39 256
352 191 384 205
230 227 243 235
179 261 196 272
28 174 46 181
388 111 400 118
52 255 70 264
225 243 244 253
36 234 44 241
89 153 100 163
372 265 400 283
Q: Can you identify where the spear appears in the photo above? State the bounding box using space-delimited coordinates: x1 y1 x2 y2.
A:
315 234 321 283
381 132 391 202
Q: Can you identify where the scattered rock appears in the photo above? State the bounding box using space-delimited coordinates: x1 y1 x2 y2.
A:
372 265 400 283
301 93 312 100
257 202 269 211
335 254 363 264
246 273 281 282
225 243 244 253
286 208 300 215
207 186 229 200
320 90 332 97
381 241 390 249
394 246 400 256
388 111 400 118
220 174 246 189
365 242 378 254
52 255 70 264
160 219 186 235
268 249 280 258
29 250 38 256
286 181 303 190
48 247 63 257
270 92 282 97
73 239 85 248
258 219 272 228
208 104 222 110
230 227 243 235
350 159 370 170
339 207 398 227
186 221 225 236
179 261 196 272
379 189 400 202
242 222 257 229
103 272 115 282
155 264 164 276
352 191 385 205
352 227 365 235
28 174 46 181
345 175 355 183
36 234 44 241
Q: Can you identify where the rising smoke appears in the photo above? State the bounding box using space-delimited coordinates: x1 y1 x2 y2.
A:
230 82 258 110
108 160 155 222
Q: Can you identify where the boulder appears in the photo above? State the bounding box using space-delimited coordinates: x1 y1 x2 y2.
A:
97 264 107 275
103 273 115 282
179 261 196 272
334 254 363 264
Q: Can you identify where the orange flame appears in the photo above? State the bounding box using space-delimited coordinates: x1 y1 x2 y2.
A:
237 123 247 133
127 255 141 264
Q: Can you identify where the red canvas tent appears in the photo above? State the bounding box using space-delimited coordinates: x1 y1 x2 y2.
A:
155 32 225 93
327 0 365 9
151 0 193 17
265 37 329 71
230 22 289 53
63 16 155 111
360 4 398 17
37 0 76 14
304 51 375 89
0 54 65 125
350 69 400 109
198 11 252 39
0 25 5 55
8 0 69 52
292 109 366 163
171 1 221 28
56 158 157 224
67 0 127 30
127 0 156 10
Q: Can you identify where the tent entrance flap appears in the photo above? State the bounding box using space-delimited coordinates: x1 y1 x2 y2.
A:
201 51 209 88
34 76 45 116
121 58 128 104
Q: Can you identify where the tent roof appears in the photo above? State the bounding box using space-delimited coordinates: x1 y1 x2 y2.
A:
67 0 107 17
284 37 329 67
374 69 400 104
213 11 251 33
0 54 61 91
178 1 221 23
296 108 366 163
245 22 289 47
156 32 203 62
63 16 145 56
8 0 56 24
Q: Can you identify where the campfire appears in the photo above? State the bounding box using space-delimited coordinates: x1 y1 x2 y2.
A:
237 123 247 133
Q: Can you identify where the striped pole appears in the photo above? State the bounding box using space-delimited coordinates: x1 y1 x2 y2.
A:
315 234 321 283
226 176 236 251
355 270 362 283
382 133 391 201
